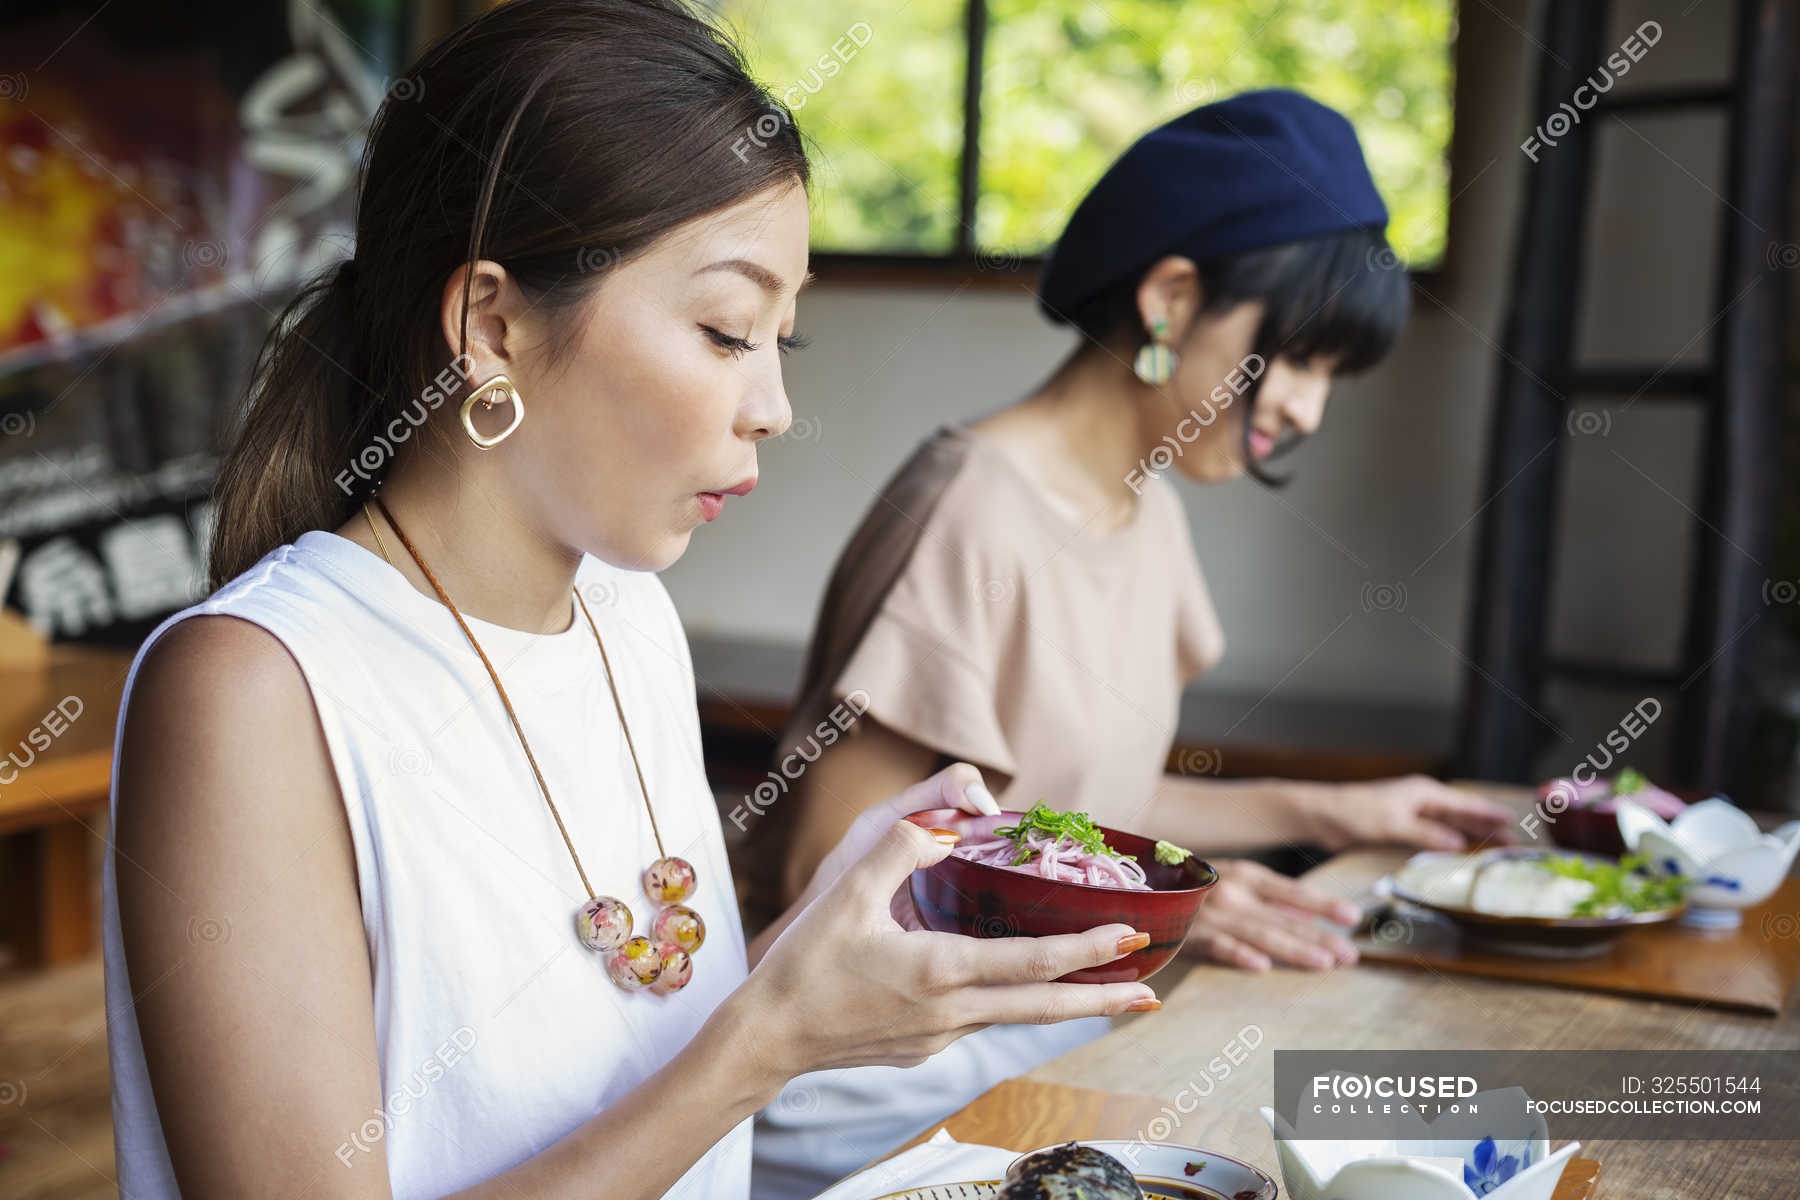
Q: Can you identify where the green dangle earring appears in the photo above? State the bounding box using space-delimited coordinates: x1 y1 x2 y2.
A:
1133 317 1178 384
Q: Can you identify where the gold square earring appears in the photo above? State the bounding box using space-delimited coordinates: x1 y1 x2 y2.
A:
459 375 525 448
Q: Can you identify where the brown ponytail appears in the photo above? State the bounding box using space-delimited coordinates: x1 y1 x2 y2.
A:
208 257 368 588
207 0 809 588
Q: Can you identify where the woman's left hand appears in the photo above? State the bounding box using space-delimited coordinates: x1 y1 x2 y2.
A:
1301 775 1518 852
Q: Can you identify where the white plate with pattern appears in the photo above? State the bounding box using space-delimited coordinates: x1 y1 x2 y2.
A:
867 1147 1278 1199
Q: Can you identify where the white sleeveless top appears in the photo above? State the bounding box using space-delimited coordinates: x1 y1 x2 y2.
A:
101 529 751 1199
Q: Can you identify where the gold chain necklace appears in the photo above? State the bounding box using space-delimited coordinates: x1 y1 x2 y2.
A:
363 498 704 993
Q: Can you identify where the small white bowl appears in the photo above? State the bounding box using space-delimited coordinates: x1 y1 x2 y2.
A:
1615 797 1800 929
1261 1087 1579 1200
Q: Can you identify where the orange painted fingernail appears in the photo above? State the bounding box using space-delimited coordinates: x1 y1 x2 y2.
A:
1116 931 1151 955
1124 997 1162 1013
927 827 960 845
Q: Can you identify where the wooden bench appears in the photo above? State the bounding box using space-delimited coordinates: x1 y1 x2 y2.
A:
690 632 1454 795
0 643 134 967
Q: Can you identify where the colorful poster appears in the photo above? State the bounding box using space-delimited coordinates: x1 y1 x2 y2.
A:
0 0 409 646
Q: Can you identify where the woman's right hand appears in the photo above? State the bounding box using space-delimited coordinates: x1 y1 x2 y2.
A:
1298 775 1517 852
734 768 1160 1079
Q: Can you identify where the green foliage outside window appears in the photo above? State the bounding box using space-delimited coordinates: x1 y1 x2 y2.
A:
715 0 1454 266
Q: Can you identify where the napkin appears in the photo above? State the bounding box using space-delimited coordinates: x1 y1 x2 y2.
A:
811 1127 1017 1199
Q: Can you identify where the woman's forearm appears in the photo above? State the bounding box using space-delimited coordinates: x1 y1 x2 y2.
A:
1137 773 1327 854
445 989 783 1200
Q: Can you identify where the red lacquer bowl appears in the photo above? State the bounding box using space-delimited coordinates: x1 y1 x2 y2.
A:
1537 777 1689 857
904 808 1219 984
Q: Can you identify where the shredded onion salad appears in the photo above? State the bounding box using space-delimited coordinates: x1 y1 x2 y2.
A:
951 802 1188 891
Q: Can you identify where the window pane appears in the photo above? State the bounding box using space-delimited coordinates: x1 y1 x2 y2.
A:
715 0 967 254
979 0 1455 265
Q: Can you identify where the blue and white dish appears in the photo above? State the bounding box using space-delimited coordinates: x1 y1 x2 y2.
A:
1615 797 1800 929
1260 1087 1580 1200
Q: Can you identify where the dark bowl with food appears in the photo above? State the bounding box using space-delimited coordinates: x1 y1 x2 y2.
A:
1009 1139 1279 1200
1538 776 1688 857
904 808 1218 984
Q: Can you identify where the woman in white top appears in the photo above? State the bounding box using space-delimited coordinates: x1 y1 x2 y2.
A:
102 3 1162 1197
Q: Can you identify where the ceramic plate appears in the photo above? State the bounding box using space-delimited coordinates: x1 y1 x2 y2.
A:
1383 850 1685 958
866 1185 999 1200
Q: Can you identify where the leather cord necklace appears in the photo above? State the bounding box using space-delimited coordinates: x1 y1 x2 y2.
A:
362 497 704 993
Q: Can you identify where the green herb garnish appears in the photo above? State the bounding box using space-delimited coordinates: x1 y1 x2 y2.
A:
1154 840 1194 866
994 801 1125 865
1612 767 1649 796
1539 852 1686 915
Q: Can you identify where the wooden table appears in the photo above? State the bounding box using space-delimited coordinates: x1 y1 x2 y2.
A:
867 784 1800 1199
0 645 134 966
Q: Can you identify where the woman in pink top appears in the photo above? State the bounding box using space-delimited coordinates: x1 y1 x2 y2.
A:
750 91 1516 971
745 90 1517 1197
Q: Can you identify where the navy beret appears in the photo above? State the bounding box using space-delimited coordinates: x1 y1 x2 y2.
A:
1036 88 1389 324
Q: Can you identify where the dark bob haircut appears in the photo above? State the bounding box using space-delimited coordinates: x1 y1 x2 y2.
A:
1063 225 1412 486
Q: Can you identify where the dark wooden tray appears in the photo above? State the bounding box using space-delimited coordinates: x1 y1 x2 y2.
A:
1357 876 1800 1015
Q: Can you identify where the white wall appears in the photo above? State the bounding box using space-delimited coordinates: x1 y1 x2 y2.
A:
663 0 1742 733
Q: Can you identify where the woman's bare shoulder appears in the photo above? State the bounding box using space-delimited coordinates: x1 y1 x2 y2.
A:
124 613 320 755
118 610 352 860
